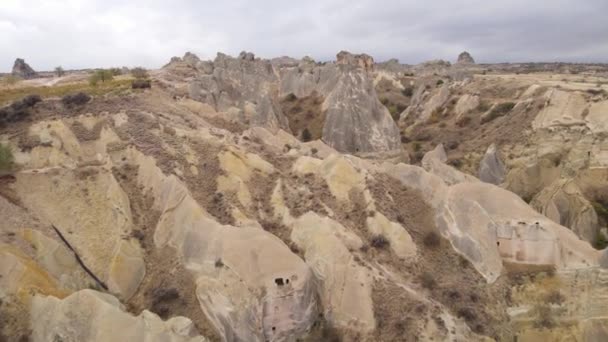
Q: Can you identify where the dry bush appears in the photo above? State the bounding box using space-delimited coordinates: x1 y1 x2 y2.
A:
423 231 441 248
370 234 390 249
131 67 149 79
419 272 437 290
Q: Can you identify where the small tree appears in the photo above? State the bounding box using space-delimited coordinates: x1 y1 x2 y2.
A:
131 67 149 79
55 66 65 77
0 144 14 171
89 69 114 86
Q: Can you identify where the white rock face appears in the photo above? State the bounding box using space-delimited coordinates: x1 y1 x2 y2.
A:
124 149 317 342
386 155 601 283
31 290 207 342
533 89 587 130
531 179 599 243
455 94 480 119
188 52 290 132
478 144 506 185
14 168 145 299
422 144 478 185
280 54 402 156
290 212 376 332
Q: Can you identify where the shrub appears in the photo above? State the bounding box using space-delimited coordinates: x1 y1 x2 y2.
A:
0 144 14 171
481 102 515 124
1 75 21 86
436 79 444 87
419 272 436 289
301 128 312 142
457 307 477 322
89 69 114 86
109 67 123 76
456 116 472 127
477 101 491 113
132 79 151 89
402 87 414 97
0 95 41 126
593 232 608 250
285 93 297 102
534 304 555 328
370 234 390 249
545 290 565 304
55 66 65 77
423 231 441 248
62 92 91 106
413 142 422 152
131 67 149 79
448 158 463 169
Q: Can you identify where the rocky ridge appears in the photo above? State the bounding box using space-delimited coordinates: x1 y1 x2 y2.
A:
0 51 607 342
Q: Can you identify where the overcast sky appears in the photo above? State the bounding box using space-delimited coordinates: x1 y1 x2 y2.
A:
2 0 608 71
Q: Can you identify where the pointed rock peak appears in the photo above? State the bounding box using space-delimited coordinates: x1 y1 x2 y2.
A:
12 58 37 79
238 51 255 61
336 50 374 71
457 51 475 64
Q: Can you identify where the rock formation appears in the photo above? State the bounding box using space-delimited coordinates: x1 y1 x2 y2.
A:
2 52 608 342
11 58 37 79
457 51 475 64
478 144 506 185
188 52 289 131
279 51 401 156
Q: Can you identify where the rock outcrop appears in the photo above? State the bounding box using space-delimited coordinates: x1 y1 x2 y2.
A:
336 50 374 72
478 144 506 185
31 290 206 342
457 51 475 64
3 53 608 342
11 58 37 79
188 52 289 132
279 51 401 156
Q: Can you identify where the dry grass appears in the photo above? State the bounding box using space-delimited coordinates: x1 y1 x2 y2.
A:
0 78 134 106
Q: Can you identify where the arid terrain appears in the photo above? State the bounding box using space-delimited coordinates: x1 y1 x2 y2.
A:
1 51 608 342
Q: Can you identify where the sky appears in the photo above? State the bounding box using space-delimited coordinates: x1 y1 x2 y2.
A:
2 0 608 71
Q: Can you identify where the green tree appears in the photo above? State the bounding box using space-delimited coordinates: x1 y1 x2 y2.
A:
89 69 114 86
55 66 65 77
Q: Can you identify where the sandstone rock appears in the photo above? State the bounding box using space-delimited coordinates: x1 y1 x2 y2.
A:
189 52 289 132
11 58 37 79
31 290 207 342
531 179 599 242
478 144 506 185
422 144 478 185
457 51 475 64
238 51 255 61
0 245 67 303
15 168 145 299
533 89 588 130
366 212 417 260
120 149 317 342
322 70 401 155
454 94 480 119
420 84 450 122
280 56 401 156
290 212 375 332
336 50 374 72
21 229 92 290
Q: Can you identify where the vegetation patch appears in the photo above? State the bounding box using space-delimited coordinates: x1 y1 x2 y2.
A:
0 78 133 105
481 102 516 124
279 92 325 142
0 144 14 171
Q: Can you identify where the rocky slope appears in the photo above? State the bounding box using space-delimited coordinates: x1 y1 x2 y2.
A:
0 52 607 342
